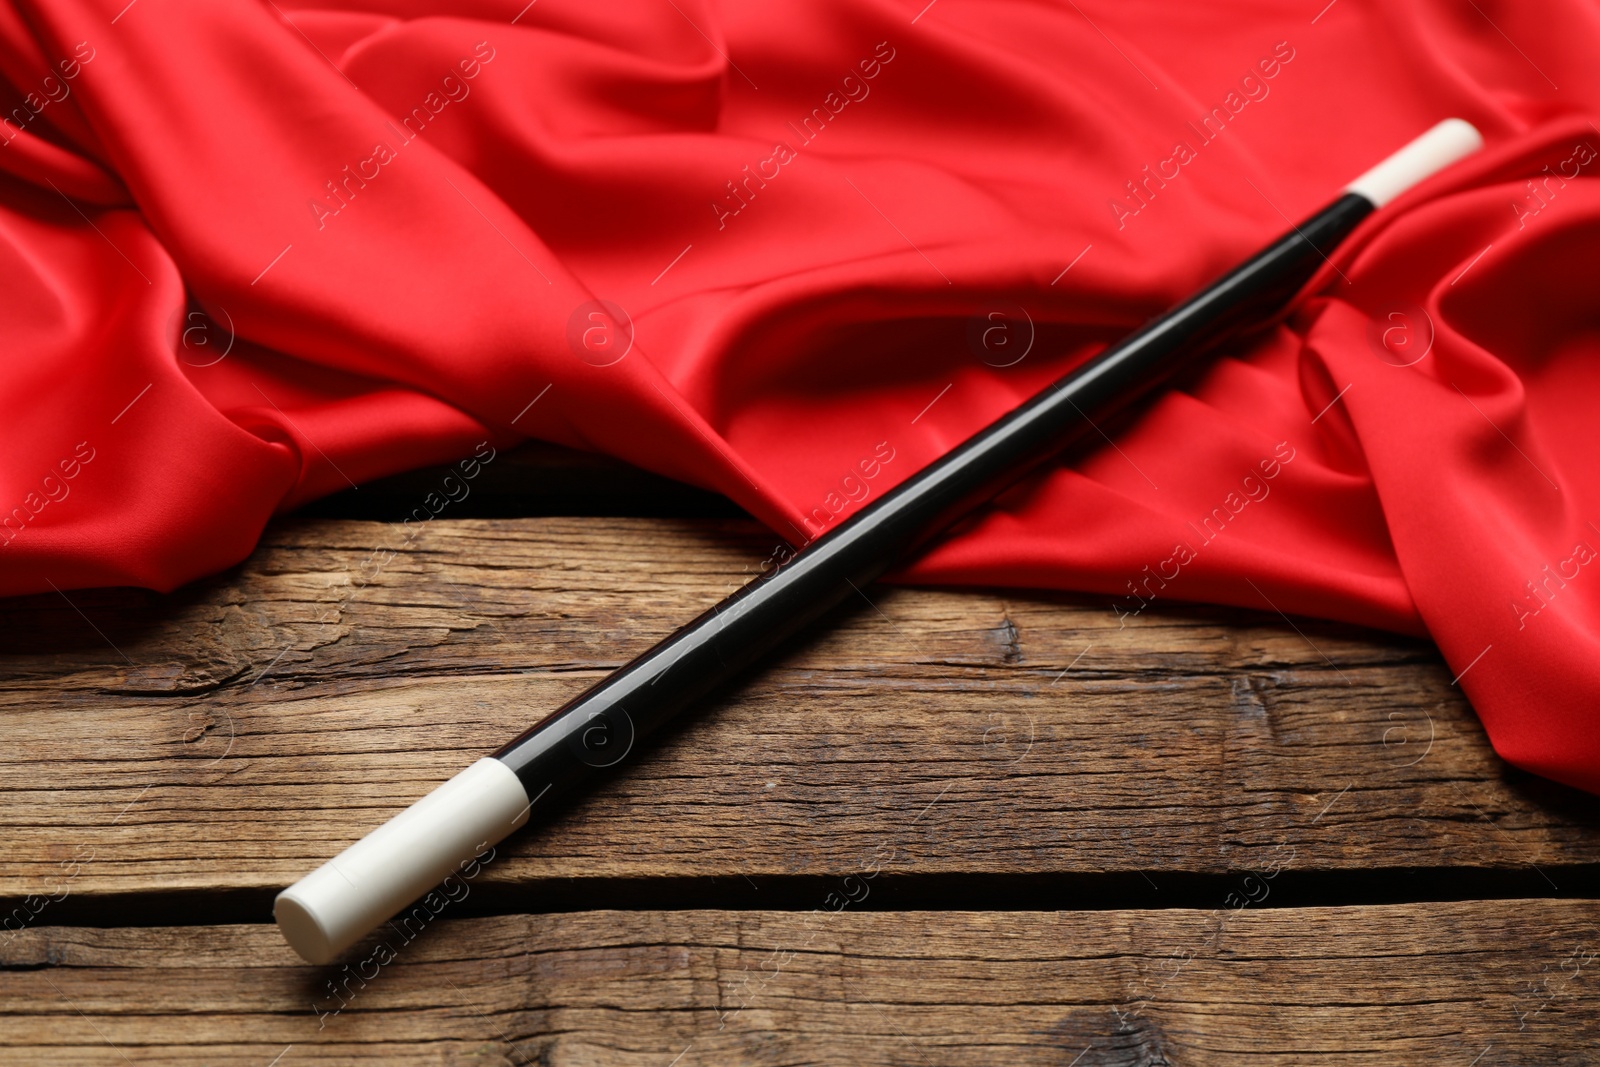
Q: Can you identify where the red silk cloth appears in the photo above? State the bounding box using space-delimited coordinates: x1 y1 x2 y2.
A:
3 1 1599 791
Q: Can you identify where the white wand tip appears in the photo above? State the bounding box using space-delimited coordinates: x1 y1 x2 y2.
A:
274 758 530 965
1345 118 1484 208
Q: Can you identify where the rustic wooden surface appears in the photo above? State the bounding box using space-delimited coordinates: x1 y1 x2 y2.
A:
4 904 1598 1065
2 444 1599 1062
1 516 1596 900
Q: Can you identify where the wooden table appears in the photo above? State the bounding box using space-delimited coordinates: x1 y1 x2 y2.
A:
3 444 1599 1065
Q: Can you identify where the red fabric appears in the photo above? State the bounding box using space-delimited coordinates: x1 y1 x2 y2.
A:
3 1 1598 791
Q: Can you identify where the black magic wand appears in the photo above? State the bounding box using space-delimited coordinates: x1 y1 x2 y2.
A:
276 119 1483 963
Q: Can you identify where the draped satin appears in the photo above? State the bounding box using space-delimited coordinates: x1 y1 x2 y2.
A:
3 1 1598 792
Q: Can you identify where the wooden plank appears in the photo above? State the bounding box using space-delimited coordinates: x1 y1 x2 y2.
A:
1 516 1597 901
2 902 1597 1064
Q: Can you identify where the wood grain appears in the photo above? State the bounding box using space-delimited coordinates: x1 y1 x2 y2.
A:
1 517 1596 902
3 902 1597 1065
